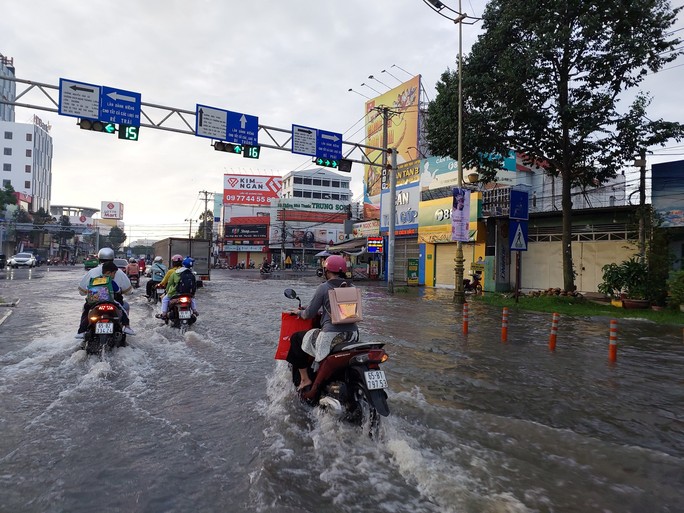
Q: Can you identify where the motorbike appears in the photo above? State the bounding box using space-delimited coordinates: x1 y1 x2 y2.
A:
128 272 140 289
463 272 483 294
82 301 127 355
260 263 271 275
147 283 165 305
277 288 390 437
162 294 197 334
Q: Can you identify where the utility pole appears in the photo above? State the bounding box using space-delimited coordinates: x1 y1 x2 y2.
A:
637 148 647 260
199 190 214 240
375 106 396 292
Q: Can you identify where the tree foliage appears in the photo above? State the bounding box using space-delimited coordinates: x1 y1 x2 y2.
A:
426 0 683 291
107 226 127 251
0 184 17 214
195 210 214 239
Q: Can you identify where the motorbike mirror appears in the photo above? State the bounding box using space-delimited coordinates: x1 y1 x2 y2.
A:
284 288 298 300
316 268 324 278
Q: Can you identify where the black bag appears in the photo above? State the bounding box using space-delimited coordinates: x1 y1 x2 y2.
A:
176 270 197 295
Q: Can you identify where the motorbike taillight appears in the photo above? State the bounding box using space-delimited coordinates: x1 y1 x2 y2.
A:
368 349 389 363
179 296 190 304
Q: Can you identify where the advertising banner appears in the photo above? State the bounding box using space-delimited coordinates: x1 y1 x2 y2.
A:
223 174 282 206
652 160 684 227
380 182 420 235
224 224 268 239
364 76 421 214
417 196 453 243
451 188 471 242
101 201 124 220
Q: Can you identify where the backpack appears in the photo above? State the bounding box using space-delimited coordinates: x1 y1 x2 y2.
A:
86 275 115 304
152 263 167 281
176 269 197 295
327 282 363 324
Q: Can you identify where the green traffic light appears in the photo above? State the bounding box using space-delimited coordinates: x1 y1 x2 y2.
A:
233 145 243 153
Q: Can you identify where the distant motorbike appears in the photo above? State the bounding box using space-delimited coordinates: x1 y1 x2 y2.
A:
260 263 271 275
128 273 140 288
277 288 390 438
463 272 483 294
162 294 197 334
147 284 165 305
82 301 127 355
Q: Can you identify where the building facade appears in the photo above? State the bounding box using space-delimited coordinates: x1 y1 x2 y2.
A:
1 116 53 213
0 54 15 122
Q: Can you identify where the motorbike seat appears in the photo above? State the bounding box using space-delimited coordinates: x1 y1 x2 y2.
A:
330 337 382 354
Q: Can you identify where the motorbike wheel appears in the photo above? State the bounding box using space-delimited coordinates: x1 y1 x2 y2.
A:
475 284 483 294
349 381 381 439
180 322 188 335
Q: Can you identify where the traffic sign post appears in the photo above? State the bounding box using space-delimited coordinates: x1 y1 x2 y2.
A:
196 104 258 146
509 220 528 251
510 189 529 220
59 78 141 127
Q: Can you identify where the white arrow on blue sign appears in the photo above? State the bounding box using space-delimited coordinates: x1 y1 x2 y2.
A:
100 86 141 125
195 104 258 146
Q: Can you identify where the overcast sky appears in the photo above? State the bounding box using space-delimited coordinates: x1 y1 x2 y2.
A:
2 0 682 242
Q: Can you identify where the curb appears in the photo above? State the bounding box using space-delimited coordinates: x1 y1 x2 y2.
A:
0 309 11 327
0 298 20 307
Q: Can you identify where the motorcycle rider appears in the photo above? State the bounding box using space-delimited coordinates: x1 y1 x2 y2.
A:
76 247 133 338
156 255 198 320
126 258 140 285
286 255 359 396
146 256 168 297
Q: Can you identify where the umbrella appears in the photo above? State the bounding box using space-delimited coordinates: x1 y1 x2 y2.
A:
315 250 332 257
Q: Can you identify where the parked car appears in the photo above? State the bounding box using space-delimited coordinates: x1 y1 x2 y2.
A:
8 252 37 268
113 258 128 272
83 254 99 270
0 254 6 268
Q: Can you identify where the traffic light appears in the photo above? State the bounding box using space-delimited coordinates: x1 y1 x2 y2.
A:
118 124 140 141
214 141 243 153
314 157 352 172
243 145 261 159
78 118 115 134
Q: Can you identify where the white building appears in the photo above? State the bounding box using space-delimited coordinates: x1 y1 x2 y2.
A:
1 115 53 213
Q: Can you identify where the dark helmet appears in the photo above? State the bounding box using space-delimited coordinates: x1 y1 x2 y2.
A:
97 247 115 261
129 258 137 263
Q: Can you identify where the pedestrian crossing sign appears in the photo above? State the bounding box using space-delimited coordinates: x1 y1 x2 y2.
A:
509 220 528 251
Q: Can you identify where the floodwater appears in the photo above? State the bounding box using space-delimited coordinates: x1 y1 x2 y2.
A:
0 267 683 513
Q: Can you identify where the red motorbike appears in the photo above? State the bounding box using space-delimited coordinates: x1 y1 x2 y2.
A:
463 272 483 294
276 288 390 437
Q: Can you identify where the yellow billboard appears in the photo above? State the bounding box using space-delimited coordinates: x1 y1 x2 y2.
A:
364 75 421 218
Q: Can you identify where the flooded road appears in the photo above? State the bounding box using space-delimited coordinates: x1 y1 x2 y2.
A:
1 267 683 512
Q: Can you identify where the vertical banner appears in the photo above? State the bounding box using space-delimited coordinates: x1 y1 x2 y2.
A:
451 188 471 241
407 258 419 285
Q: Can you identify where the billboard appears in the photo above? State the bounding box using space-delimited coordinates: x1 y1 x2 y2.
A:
364 75 421 217
652 159 684 227
225 224 268 239
101 201 124 220
223 174 282 206
380 181 420 236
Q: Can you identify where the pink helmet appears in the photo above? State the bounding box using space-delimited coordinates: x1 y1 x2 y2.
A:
324 255 347 273
171 254 183 264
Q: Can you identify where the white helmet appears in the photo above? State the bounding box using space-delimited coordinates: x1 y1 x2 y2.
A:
154 256 163 262
97 248 115 261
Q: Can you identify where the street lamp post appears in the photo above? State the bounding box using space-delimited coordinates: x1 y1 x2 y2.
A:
423 0 478 304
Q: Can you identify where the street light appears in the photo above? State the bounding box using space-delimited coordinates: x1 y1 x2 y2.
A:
422 0 480 304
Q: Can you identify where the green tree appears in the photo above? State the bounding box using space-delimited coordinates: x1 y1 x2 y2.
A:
0 183 17 213
54 215 75 252
108 226 127 251
195 210 214 239
426 0 683 292
31 207 54 249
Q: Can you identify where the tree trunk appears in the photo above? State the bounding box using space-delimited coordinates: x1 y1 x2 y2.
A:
561 168 574 291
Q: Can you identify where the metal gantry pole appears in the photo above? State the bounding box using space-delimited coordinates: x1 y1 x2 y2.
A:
387 148 397 293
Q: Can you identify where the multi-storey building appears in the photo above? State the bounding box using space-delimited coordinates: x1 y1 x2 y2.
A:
0 54 15 122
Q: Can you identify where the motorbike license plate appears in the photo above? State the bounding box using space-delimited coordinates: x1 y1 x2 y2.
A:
95 322 114 334
364 370 388 390
178 310 192 319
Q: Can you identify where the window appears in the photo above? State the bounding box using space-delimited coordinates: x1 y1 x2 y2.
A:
302 178 312 185
312 179 321 186
26 133 32 142
2 179 10 187
322 180 330 187
293 190 303 197
332 181 340 188
25 165 31 173
3 147 11 156
25 181 31 188
25 149 32 157
294 176 303 184
332 193 340 200
312 192 321 199
3 131 11 140
302 191 312 198
342 182 349 189
3 163 10 171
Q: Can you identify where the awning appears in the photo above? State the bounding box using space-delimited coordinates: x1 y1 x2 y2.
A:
326 238 367 252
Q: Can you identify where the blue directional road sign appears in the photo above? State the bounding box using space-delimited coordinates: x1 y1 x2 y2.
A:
58 78 141 126
226 110 258 146
291 124 342 161
195 104 258 146
509 220 528 251
509 189 529 220
100 86 141 126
